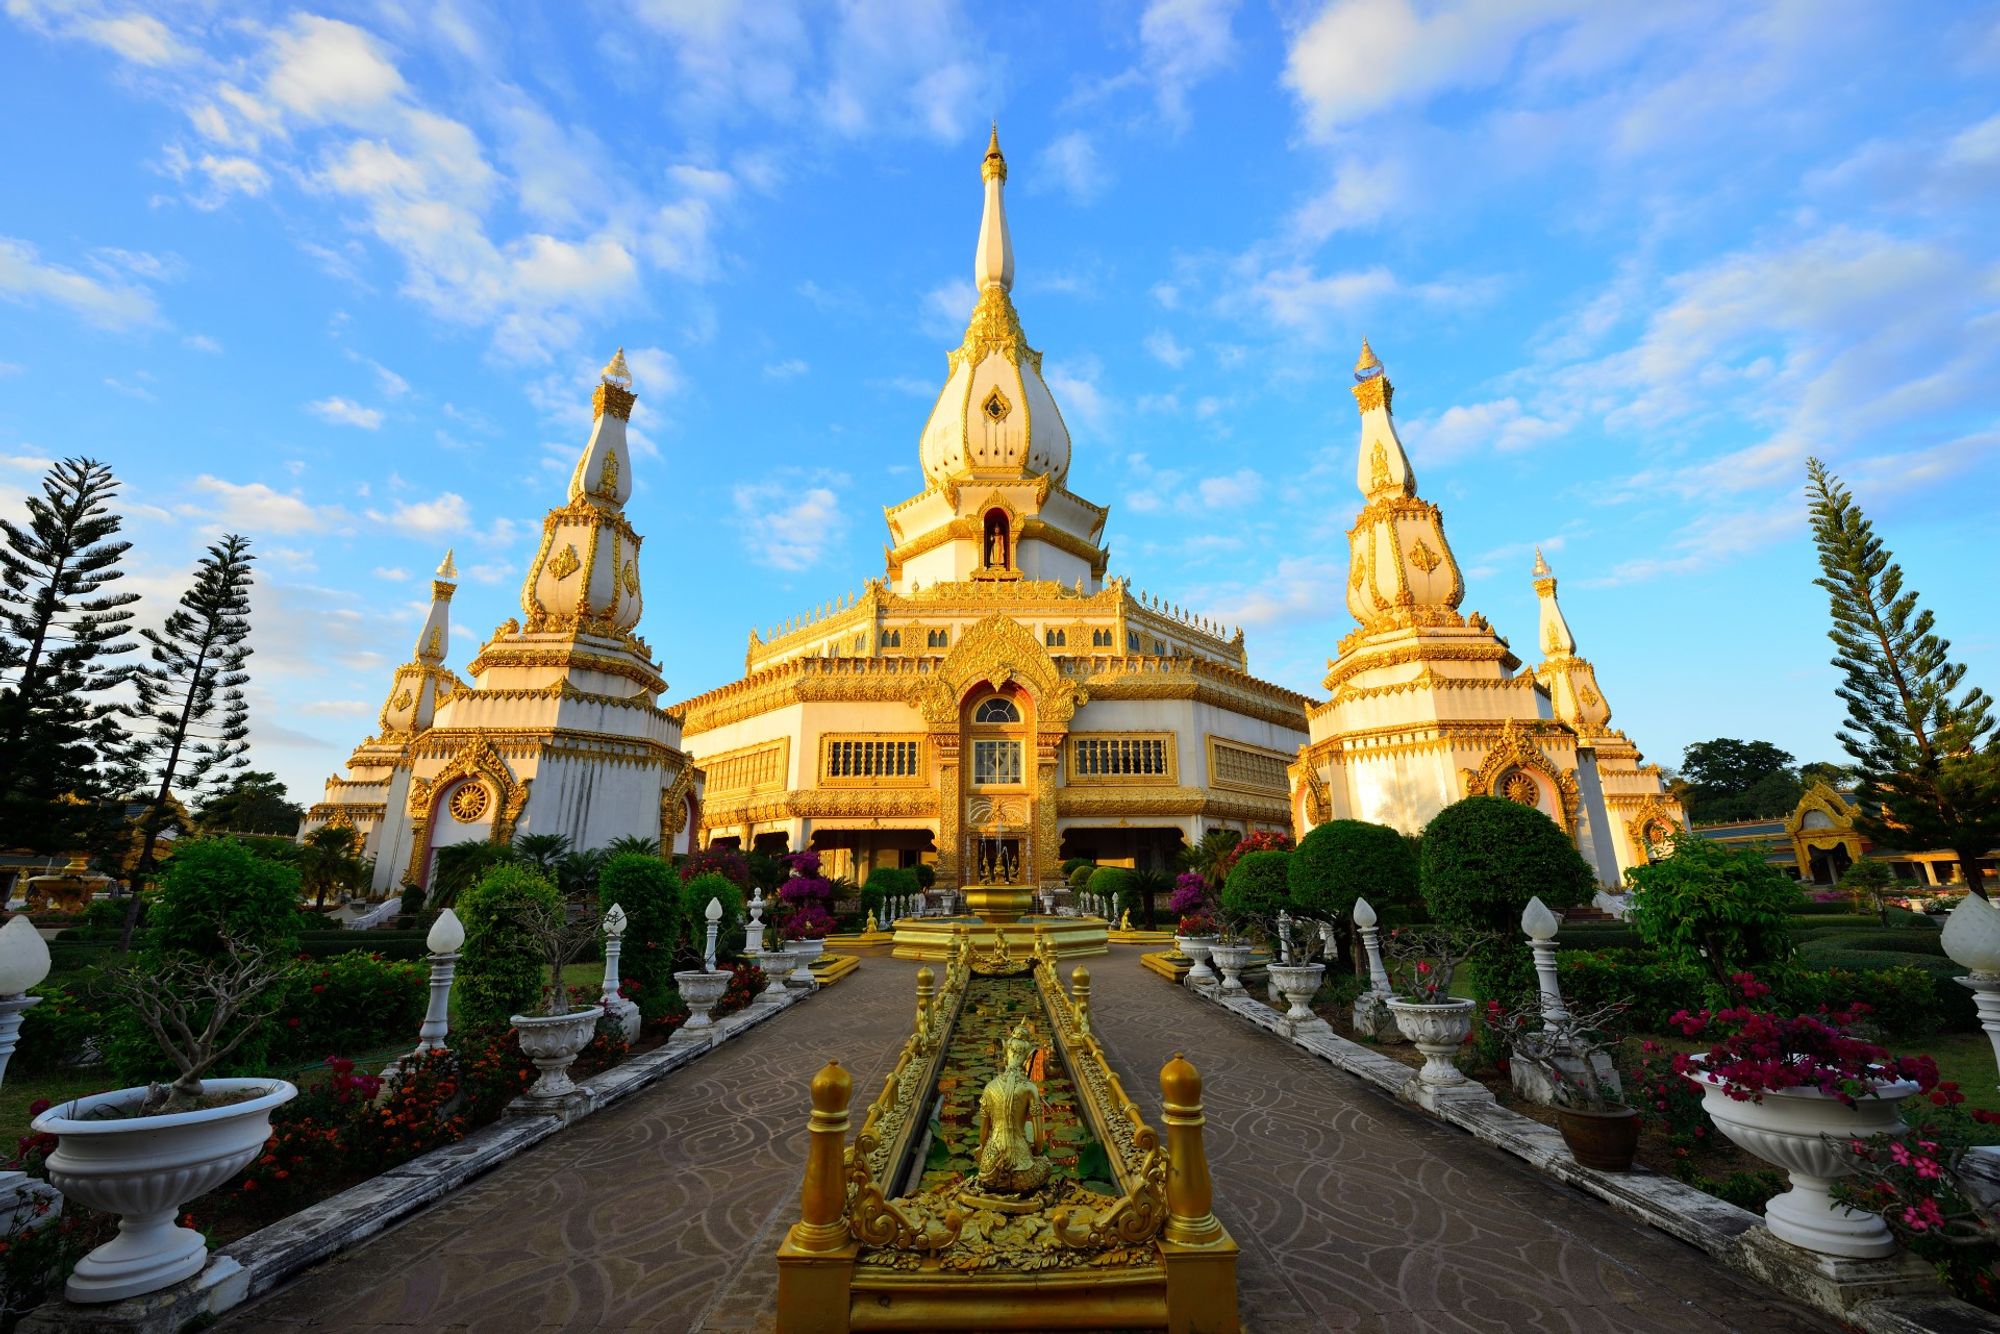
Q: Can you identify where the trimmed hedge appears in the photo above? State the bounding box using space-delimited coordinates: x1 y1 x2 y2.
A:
1086 867 1138 924
600 853 684 1022
1792 947 1976 1033
1419 796 1594 930
1287 820 1416 921
297 930 431 960
863 867 919 918
682 871 745 955
1801 930 1947 958
1555 926 1643 952
1559 949 1706 1024
457 865 562 1031
1222 850 1291 925
147 838 302 959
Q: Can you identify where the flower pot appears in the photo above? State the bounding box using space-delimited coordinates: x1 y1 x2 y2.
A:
33 1078 298 1302
1209 942 1254 994
1267 962 1326 1023
674 968 732 1032
751 949 791 1001
785 938 825 987
1180 936 1218 988
1386 998 1475 1086
1689 1066 1917 1258
1554 1104 1640 1172
510 1007 602 1101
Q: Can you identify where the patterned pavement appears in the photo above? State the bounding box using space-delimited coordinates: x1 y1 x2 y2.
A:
227 947 1831 1332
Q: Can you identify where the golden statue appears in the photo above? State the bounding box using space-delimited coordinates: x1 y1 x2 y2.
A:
973 1020 1049 1195
1118 909 1131 931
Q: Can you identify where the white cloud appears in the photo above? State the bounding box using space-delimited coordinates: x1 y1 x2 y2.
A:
79 14 194 66
372 566 409 581
383 494 471 536
1151 283 1180 309
1406 397 1567 461
1246 263 1399 331
296 699 372 718
306 396 385 429
266 16 407 119
185 478 348 535
1139 0 1240 127
0 237 157 329
1289 158 1405 241
182 333 223 354
1196 469 1263 507
921 279 976 339
732 473 848 571
1045 358 1111 435
1144 330 1189 368
764 358 809 379
1038 132 1107 205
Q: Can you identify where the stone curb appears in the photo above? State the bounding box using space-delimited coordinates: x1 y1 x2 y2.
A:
19 988 814 1334
1179 977 2000 1334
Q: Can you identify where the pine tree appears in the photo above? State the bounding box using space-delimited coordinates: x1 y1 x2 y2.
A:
0 458 140 851
123 535 256 946
1806 459 2000 894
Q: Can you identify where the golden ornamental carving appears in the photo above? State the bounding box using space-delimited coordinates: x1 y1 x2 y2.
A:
1501 770 1540 807
1407 537 1441 573
1577 683 1601 708
592 381 636 421
448 782 491 823
549 543 581 580
598 447 619 499
1368 442 1390 491
1459 721 1581 833
393 688 414 711
912 613 1086 731
1292 747 1333 826
621 558 639 596
981 387 1012 422
1353 374 1392 414
659 761 699 843
408 737 530 845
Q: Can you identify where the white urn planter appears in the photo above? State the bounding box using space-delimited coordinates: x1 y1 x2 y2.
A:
1267 962 1327 1026
1208 942 1253 994
33 1078 298 1302
673 969 732 1037
1386 998 1476 1086
510 1007 602 1102
751 949 792 1002
1689 1065 1918 1258
1180 936 1219 988
785 938 826 988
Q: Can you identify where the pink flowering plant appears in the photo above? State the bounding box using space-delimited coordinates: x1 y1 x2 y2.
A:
1670 973 1938 1106
776 851 836 941
1382 926 1486 1003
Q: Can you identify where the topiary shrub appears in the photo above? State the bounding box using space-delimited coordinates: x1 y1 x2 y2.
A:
457 864 562 1032
1626 831 1803 987
1087 866 1137 924
145 837 303 959
914 863 937 890
1061 857 1093 877
1288 819 1417 924
863 867 919 919
682 871 745 958
1221 850 1291 932
1068 863 1095 893
599 853 684 1022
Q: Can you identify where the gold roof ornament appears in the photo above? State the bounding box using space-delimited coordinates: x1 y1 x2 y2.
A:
982 121 1007 182
1532 546 1551 578
437 548 458 580
1354 338 1382 379
601 347 632 387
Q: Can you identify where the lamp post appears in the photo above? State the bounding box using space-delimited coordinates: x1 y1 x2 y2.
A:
745 887 767 955
600 903 641 1041
703 895 723 973
415 909 464 1054
1943 893 2000 1088
1522 895 1567 1024
0 915 51 1087
1352 897 1392 995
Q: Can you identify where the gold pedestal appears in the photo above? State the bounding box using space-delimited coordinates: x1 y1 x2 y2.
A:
962 884 1033 923
889 914 1108 961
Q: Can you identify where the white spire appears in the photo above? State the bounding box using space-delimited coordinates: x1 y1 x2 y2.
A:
570 348 635 509
1532 551 1576 657
415 553 457 665
1351 339 1416 502
975 123 1013 293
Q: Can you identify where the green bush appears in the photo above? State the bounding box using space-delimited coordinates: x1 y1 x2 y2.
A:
1419 796 1594 930
914 864 936 890
1086 866 1138 924
1288 820 1416 922
599 853 684 1022
1767 962 1941 1041
1554 926 1643 952
399 883 427 918
1068 863 1095 893
297 930 430 960
863 867 919 919
1221 850 1291 927
682 871 745 958
1061 857 1093 876
1559 949 1706 1027
46 938 114 974
80 897 142 940
145 837 303 959
1790 900 1861 916
269 952 428 1063
1785 949 1977 1033
457 864 562 1031
1628 833 1804 985
1802 930 1947 958
15 979 103 1075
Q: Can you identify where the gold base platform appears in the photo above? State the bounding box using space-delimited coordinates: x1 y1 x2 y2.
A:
1140 949 1192 983
889 914 1109 961
810 954 860 986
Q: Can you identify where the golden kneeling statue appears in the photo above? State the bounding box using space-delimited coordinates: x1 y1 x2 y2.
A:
974 1019 1049 1195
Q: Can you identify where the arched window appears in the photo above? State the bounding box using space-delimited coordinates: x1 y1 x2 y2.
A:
1045 628 1066 647
982 509 1011 569
974 697 1020 724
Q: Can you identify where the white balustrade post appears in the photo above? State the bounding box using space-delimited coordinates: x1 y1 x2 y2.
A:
416 909 465 1053
703 896 723 973
745 887 767 955
1353 897 1392 995
1522 896 1567 1024
1943 893 2000 1088
1277 910 1293 965
0 915 49 1087
600 904 627 1006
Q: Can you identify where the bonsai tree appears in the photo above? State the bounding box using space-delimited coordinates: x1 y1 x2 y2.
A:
1627 831 1804 988
512 894 601 1016
101 936 289 1114
1382 926 1486 1003
1482 996 1633 1111
1838 857 1899 924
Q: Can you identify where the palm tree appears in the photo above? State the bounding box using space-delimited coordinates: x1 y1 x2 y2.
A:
1130 869 1175 929
430 840 517 912
512 831 572 874
299 823 371 908
604 835 660 859
1178 829 1242 888
555 847 608 898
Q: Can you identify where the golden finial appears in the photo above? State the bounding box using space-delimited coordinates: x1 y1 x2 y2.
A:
982 120 1007 181
436 548 457 580
1533 546 1552 577
601 347 632 387
1355 338 1381 375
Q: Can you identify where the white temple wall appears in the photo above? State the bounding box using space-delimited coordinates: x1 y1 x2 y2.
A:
1569 749 1622 886
1015 541 1092 586
1342 746 1460 834
519 753 667 851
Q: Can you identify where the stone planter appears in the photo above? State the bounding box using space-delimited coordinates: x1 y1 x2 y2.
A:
674 968 732 1035
510 1007 602 1102
1266 962 1327 1025
1180 936 1219 988
751 949 792 1002
1386 998 1476 1086
1209 942 1254 994
1690 1064 1917 1258
33 1078 298 1302
1554 1104 1641 1172
785 938 826 988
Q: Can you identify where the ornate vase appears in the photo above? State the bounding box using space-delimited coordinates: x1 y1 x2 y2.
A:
512 1007 603 1101
674 969 732 1033
751 948 792 1001
785 938 825 987
1179 936 1219 988
1266 962 1326 1023
1689 1064 1917 1258
1209 942 1254 994
1386 998 1476 1086
34 1078 298 1302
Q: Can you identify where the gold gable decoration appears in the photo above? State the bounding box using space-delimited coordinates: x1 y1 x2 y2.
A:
910 613 1088 730
659 760 700 842
1624 792 1685 863
1458 719 1581 833
408 737 531 844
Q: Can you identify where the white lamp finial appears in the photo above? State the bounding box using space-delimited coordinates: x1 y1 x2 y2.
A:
1352 897 1377 928
427 908 466 955
0 916 51 996
1522 896 1560 942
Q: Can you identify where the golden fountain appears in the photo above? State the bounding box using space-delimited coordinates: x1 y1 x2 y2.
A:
889 842 1112 962
775 928 1239 1332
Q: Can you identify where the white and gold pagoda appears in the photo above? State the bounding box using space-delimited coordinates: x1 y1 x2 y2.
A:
303 353 704 892
673 129 1307 888
1289 344 1684 883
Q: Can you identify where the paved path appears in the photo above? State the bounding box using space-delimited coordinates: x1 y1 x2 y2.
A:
228 947 1830 1333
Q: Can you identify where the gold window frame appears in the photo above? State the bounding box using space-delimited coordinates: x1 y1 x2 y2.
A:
1066 732 1178 785
1205 734 1292 796
819 733 929 788
700 738 791 798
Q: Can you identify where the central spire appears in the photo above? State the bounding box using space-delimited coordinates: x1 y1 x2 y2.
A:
975 123 1013 293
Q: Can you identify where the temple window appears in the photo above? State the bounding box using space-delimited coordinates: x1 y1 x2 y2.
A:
982 509 1011 569
1045 628 1066 647
974 697 1020 723
971 739 1024 785
927 628 950 648
882 629 901 647
1127 630 1140 651
1092 628 1112 647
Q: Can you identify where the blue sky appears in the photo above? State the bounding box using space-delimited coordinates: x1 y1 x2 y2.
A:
1 0 1996 809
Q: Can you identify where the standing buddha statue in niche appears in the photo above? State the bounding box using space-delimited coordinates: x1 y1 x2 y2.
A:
974 1019 1050 1194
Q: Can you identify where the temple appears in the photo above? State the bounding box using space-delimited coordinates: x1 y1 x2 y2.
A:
302 352 705 890
1288 343 1685 883
672 128 1307 886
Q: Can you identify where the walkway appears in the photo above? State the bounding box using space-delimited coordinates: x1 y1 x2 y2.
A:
228 947 1830 1332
